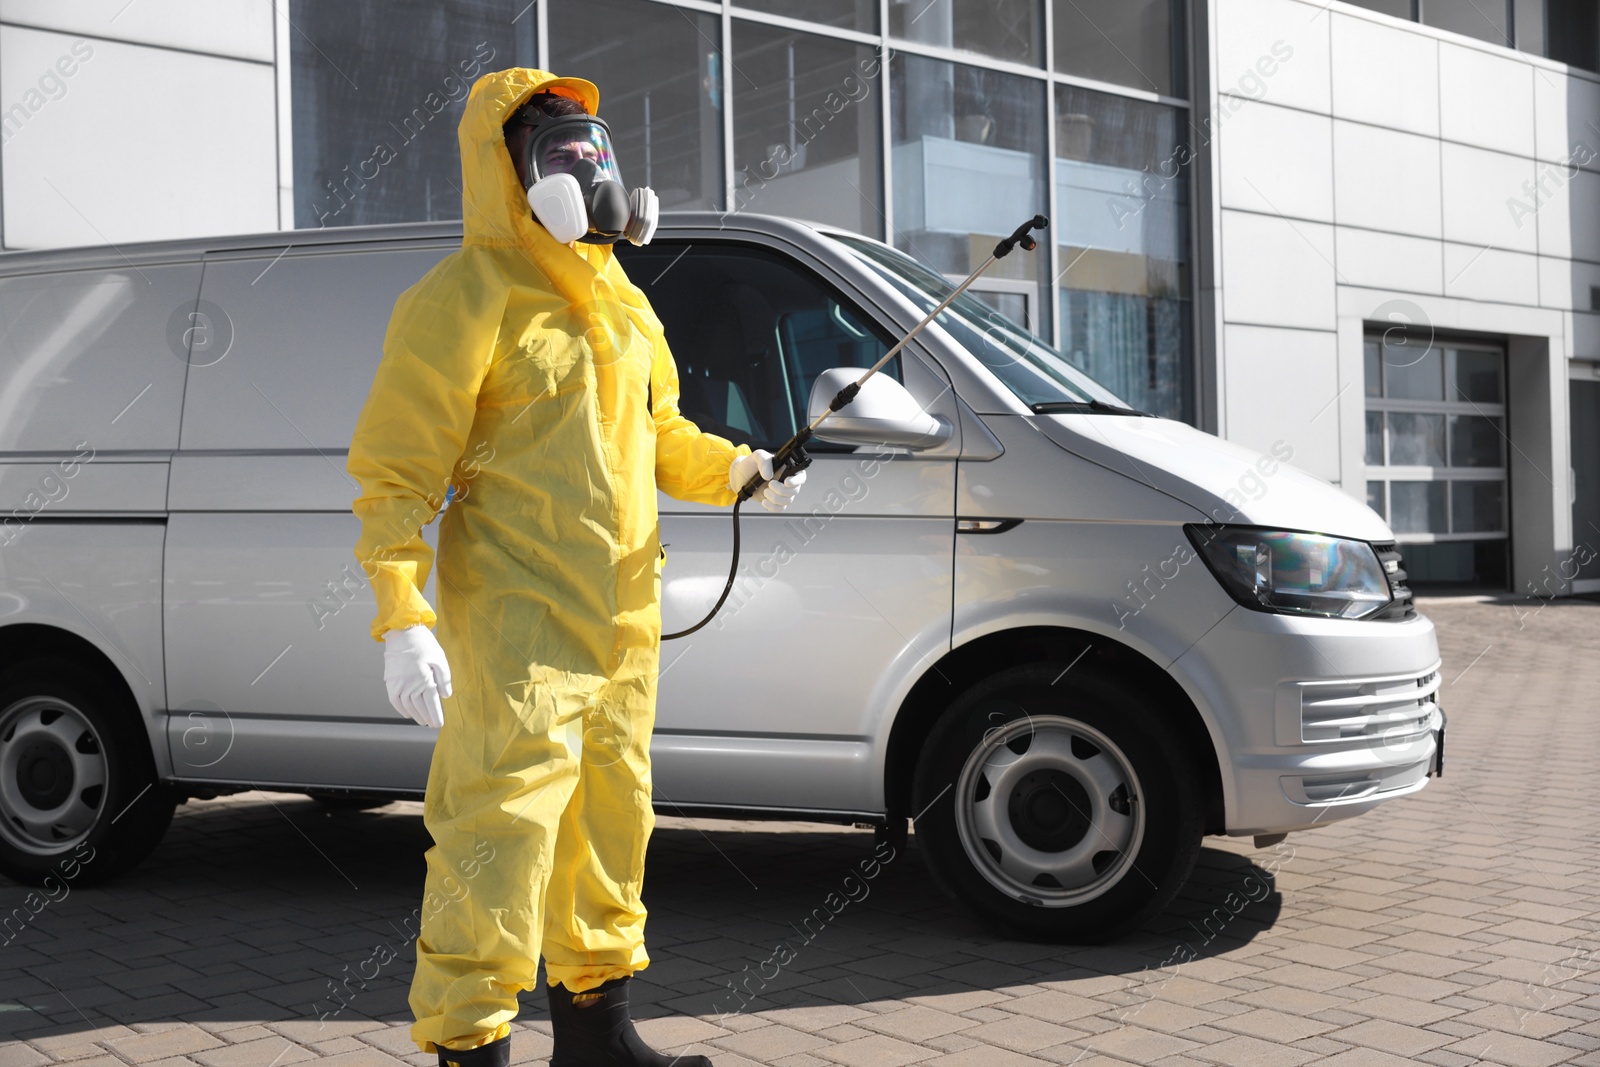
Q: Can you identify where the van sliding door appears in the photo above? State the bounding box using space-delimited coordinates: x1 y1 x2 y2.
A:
165 244 453 792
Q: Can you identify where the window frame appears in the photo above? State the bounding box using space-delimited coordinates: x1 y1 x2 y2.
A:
615 236 914 454
1364 333 1510 545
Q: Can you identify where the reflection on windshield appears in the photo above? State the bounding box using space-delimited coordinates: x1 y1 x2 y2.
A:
828 234 1136 412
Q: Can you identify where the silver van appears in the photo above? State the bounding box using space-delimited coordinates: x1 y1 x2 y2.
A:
0 213 1443 941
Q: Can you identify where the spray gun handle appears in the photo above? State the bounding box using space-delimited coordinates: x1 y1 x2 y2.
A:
737 428 814 503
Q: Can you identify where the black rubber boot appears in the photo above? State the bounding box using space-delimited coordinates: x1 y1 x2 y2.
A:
436 1034 510 1067
548 976 712 1066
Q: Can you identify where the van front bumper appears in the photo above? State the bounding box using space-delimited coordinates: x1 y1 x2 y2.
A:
1170 604 1446 836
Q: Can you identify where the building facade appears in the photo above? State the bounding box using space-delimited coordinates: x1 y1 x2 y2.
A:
1 0 1596 595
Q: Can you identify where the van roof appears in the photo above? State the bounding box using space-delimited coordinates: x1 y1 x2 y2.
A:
0 212 867 278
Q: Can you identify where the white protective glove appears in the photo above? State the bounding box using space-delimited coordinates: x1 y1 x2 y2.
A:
382 623 452 728
729 449 807 513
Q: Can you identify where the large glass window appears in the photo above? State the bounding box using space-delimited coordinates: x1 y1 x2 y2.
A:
889 0 1043 67
731 23 884 235
1345 0 1575 69
1365 334 1509 588
550 0 724 210
1423 0 1511 47
737 0 877 34
1341 0 1414 18
1053 0 1183 98
1546 0 1597 71
1054 85 1189 421
891 55 1049 336
289 0 533 228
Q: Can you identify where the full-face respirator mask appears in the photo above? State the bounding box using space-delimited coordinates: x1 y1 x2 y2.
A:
509 100 658 246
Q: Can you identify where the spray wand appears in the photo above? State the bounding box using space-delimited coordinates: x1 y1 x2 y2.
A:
663 214 1049 639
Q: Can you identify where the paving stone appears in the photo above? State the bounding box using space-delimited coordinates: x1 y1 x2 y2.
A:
1313 1050 1420 1067
812 1033 937 1066
104 1029 225 1063
1183 1034 1319 1066
0 1044 50 1067
1214 1008 1337 1042
711 1023 831 1061
855 1005 975 1040
1324 1019 1454 1056
956 1014 1093 1053
191 1037 315 1067
924 1048 1057 1066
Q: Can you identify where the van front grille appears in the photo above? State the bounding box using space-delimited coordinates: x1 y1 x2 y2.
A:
1370 543 1415 621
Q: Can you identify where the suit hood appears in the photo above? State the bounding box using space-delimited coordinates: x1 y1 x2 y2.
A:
457 67 599 251
455 67 651 318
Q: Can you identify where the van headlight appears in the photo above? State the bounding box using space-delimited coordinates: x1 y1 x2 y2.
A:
1184 526 1393 620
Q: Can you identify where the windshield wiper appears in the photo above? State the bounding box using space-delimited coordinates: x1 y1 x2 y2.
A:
1032 399 1154 417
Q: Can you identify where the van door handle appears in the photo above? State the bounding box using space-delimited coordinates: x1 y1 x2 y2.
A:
956 518 1022 534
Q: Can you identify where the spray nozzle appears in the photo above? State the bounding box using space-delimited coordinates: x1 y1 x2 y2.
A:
994 215 1049 258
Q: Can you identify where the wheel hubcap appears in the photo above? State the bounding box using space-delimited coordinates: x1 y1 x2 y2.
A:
955 712 1144 907
0 697 107 855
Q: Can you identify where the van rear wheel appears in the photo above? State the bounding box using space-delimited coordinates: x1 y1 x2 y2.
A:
0 657 175 887
913 662 1202 942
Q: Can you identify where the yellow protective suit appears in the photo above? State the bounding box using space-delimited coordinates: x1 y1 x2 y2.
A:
346 67 752 1054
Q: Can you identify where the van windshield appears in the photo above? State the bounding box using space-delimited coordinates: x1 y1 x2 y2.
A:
827 234 1144 415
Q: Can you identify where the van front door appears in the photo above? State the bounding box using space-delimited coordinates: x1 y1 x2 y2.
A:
618 240 959 817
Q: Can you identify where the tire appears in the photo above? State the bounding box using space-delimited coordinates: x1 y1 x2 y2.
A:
0 657 176 887
913 662 1203 943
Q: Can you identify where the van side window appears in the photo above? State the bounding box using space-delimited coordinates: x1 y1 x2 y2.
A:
179 248 452 451
0 265 198 452
618 243 898 452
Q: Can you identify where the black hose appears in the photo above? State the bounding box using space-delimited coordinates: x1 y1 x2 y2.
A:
660 496 743 640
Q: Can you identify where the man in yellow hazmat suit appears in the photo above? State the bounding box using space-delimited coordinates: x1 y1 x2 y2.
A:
347 68 805 1067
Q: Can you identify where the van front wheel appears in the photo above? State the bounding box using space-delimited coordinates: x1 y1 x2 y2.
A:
0 658 176 887
913 663 1202 942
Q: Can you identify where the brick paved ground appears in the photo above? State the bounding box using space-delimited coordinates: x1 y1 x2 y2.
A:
2 595 1597 1067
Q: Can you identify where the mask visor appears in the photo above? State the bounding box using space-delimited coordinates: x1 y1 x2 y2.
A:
528 117 624 186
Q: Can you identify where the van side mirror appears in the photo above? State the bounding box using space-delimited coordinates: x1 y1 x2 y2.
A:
806 367 952 450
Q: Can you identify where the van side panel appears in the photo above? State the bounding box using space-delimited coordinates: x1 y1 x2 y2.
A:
165 247 452 792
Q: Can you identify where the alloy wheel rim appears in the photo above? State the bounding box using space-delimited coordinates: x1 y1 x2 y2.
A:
954 710 1145 907
0 697 107 855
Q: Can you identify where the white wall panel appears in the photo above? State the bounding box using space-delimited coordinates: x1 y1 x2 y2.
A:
1218 98 1333 222
1215 0 1330 115
1442 243 1539 305
1531 65 1600 170
1538 254 1600 311
1221 210 1337 330
1337 285 1561 338
1536 167 1600 265
1329 13 1439 137
0 0 273 63
1222 324 1342 482
1332 121 1442 239
1334 228 1442 294
1438 41 1535 158
0 26 276 249
1439 142 1538 254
